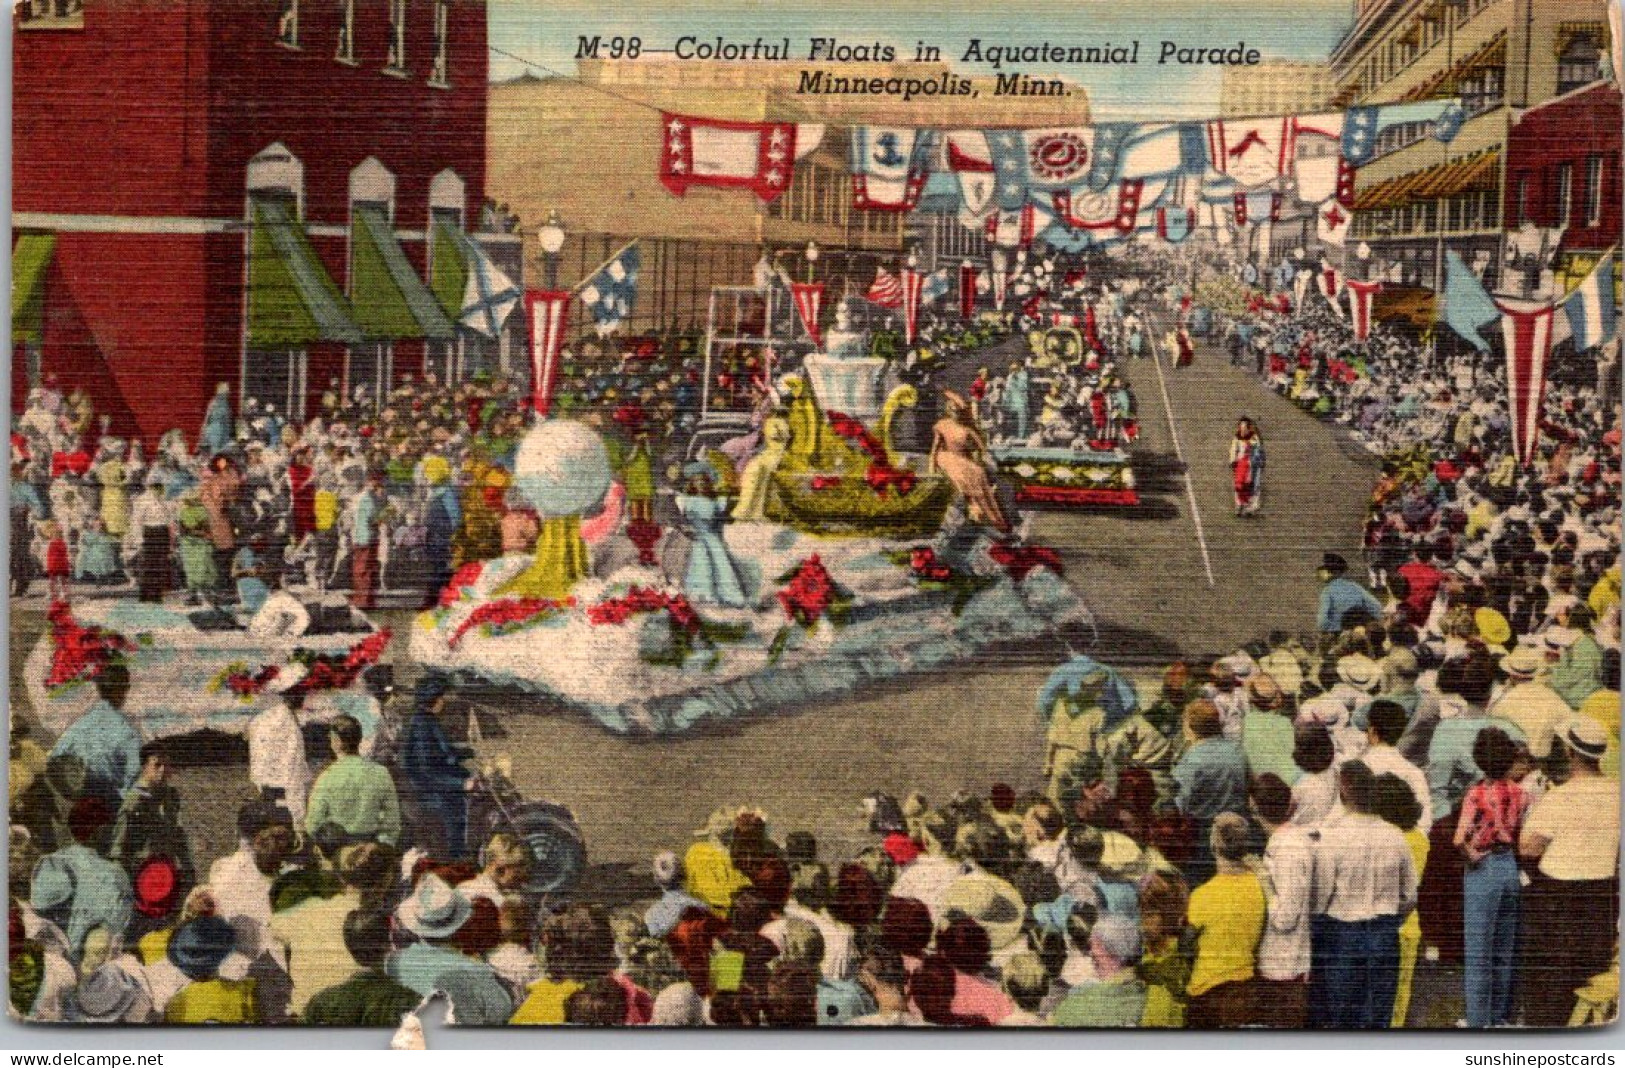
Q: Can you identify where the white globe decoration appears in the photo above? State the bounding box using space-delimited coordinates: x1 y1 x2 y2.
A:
512 419 613 518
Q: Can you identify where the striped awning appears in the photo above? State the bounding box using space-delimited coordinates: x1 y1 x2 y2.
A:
1352 150 1500 210
246 198 364 349
1400 30 1507 101
11 233 55 345
350 205 455 341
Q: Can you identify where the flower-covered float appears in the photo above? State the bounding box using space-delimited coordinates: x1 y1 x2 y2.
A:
22 598 388 739
409 409 1096 736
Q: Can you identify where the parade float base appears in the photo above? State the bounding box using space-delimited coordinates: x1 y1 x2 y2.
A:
409 524 1093 736
992 445 1139 507
22 599 383 740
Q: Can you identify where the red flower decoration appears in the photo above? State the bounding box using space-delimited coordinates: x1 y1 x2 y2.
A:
439 561 486 607
587 586 702 635
449 597 574 648
45 601 136 689
988 543 1064 581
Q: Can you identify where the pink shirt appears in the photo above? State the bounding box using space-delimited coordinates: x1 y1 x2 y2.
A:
951 971 1014 1025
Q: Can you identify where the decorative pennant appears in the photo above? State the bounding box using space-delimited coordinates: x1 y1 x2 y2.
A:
1496 299 1557 465
900 267 925 344
659 112 799 203
959 261 979 320
525 290 571 418
1052 180 1145 233
789 282 824 346
1345 278 1382 342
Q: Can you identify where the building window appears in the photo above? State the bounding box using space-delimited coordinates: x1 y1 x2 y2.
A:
276 0 298 47
17 0 83 29
1516 176 1530 227
336 0 356 62
1556 162 1574 229
429 0 450 86
385 0 408 73
246 142 306 220
1584 155 1604 227
1557 35 1602 95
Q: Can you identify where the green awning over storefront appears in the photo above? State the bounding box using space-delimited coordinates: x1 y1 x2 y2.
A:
247 199 363 348
351 205 455 341
430 216 470 321
12 233 56 345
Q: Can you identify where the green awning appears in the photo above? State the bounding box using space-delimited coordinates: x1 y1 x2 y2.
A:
430 216 470 320
11 233 56 345
247 199 363 348
351 205 455 341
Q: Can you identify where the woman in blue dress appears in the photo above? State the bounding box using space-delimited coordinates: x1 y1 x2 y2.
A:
676 467 750 609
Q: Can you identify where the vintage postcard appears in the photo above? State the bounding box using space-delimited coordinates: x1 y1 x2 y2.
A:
7 0 1622 1039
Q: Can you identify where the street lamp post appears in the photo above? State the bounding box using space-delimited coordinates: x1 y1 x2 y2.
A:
805 240 819 284
538 209 566 290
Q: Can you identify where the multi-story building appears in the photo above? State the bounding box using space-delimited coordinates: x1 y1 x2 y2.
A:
485 59 1087 338
1502 80 1622 297
1219 60 1336 118
12 0 506 444
1330 0 1611 299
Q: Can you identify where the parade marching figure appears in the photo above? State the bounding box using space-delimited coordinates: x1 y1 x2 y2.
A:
1229 417 1265 517
931 390 1011 535
1175 324 1196 369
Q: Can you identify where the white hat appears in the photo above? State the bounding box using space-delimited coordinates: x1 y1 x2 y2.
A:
396 874 472 941
1336 654 1382 693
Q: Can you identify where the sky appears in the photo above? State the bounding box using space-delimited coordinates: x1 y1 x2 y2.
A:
487 0 1358 120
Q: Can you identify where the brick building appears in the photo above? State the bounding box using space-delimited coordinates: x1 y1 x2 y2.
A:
11 0 508 446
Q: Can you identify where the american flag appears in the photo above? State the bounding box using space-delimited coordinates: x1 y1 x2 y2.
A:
866 268 903 308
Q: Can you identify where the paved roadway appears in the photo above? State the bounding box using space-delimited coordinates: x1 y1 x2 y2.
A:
9 323 1379 885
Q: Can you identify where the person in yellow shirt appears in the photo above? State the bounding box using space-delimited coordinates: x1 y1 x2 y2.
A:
1369 774 1431 1026
1577 654 1621 779
1184 813 1265 1028
1588 564 1620 621
162 915 257 1024
510 904 616 1025
683 810 753 912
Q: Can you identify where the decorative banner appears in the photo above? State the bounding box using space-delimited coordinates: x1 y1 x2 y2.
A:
576 242 641 334
525 290 571 418
866 267 904 308
1496 299 1557 465
959 262 979 320
1232 192 1248 226
1155 206 1196 244
985 202 1049 247
1205 116 1292 188
900 267 925 344
1561 251 1618 351
789 282 824 346
459 235 521 338
1345 278 1383 342
1052 180 1145 233
659 113 802 203
945 131 997 219
1293 268 1313 309
850 127 933 211
1317 262 1345 317
1316 199 1351 247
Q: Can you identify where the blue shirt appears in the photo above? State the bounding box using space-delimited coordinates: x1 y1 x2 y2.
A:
386 942 512 1025
1317 577 1383 633
1427 715 1527 818
352 490 380 547
31 843 133 959
1172 739 1249 822
11 479 45 518
644 889 712 939
50 700 142 798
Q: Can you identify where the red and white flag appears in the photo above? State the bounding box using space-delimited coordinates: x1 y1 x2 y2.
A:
1051 180 1145 233
985 203 1049 248
1496 299 1556 465
789 282 824 346
1345 278 1382 342
1317 263 1345 316
867 268 904 308
660 112 816 203
1206 116 1292 188
900 268 925 344
525 290 571 418
959 262 979 320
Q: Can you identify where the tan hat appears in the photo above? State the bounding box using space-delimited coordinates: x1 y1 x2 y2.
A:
1561 716 1609 760
1336 654 1382 693
1248 673 1286 711
1543 626 1582 651
941 872 1026 952
1499 646 1546 680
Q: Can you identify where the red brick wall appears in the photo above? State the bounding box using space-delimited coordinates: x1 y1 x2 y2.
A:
1504 83 1622 252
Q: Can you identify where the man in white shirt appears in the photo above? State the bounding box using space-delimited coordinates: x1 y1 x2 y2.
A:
1517 718 1622 1026
1250 773 1314 1027
760 863 855 982
1360 700 1432 832
1490 647 1575 760
1308 760 1417 1029
246 668 312 824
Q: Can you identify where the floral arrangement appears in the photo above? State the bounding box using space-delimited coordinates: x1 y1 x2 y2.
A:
769 556 853 663
449 597 575 649
827 413 917 498
885 546 997 615
44 601 138 693
438 561 487 608
207 663 282 703
289 629 393 692
987 543 1065 581
588 586 746 669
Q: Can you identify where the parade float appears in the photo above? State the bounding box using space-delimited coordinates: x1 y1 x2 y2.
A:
410 309 1096 736
22 597 386 739
992 325 1140 507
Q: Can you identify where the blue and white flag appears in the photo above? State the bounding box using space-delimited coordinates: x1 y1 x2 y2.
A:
920 268 953 306
1440 250 1498 352
459 233 521 338
577 243 640 334
1343 100 1462 164
850 127 934 211
1561 252 1618 351
1117 122 1207 181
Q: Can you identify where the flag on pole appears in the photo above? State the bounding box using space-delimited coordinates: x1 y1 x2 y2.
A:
1496 299 1557 465
900 267 926 344
659 112 813 203
458 235 521 338
1440 250 1498 352
959 262 979 320
1560 251 1618 351
576 242 640 334
1345 278 1382 342
525 290 570 418
789 282 824 346
866 268 904 308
